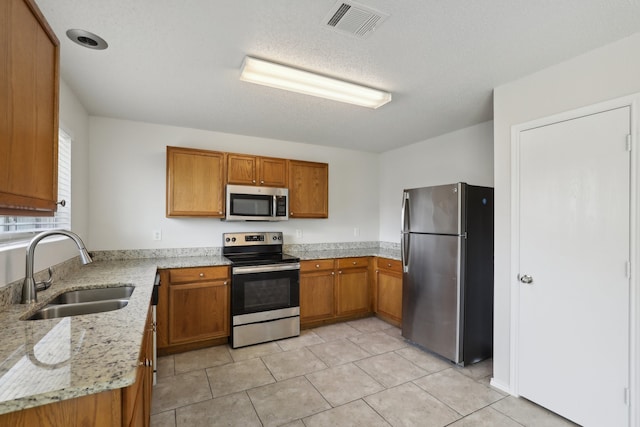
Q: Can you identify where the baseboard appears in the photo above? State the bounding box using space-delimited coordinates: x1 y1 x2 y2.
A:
489 377 512 395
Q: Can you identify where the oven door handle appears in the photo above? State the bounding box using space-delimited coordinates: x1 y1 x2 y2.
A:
232 263 301 275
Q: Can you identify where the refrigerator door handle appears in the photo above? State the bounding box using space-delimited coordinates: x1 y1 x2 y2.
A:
401 233 410 273
401 191 410 273
401 191 409 233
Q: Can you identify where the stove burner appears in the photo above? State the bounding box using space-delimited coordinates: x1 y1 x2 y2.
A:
224 252 300 266
222 231 299 266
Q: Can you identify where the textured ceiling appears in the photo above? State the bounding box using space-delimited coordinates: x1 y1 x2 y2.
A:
35 0 640 152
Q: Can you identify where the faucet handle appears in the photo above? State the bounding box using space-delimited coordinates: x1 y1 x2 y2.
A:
35 267 54 292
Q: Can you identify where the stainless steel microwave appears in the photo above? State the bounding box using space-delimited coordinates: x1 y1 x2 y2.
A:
225 184 289 221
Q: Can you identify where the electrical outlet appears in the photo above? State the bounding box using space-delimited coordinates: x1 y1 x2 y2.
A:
152 229 162 241
296 229 303 238
354 227 360 236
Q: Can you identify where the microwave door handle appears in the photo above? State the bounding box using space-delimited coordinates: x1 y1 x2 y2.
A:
273 195 277 217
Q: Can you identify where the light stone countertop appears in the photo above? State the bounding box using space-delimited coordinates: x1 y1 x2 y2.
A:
0 256 231 415
0 247 399 415
289 247 400 261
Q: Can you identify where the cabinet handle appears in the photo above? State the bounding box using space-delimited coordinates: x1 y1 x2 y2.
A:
260 180 264 184
199 273 204 277
338 271 342 274
376 270 379 273
290 212 294 215
388 263 392 267
331 272 335 275
219 211 223 214
223 281 228 285
352 261 357 265
315 264 320 268
252 179 256 183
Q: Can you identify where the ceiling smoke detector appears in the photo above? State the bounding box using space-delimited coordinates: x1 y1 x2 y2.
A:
66 29 108 50
323 1 389 38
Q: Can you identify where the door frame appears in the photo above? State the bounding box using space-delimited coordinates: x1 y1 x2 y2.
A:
509 93 640 425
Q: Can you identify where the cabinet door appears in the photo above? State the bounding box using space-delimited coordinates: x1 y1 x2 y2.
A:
169 280 229 344
258 157 287 187
156 270 170 349
227 154 257 185
376 270 402 324
288 160 328 218
143 309 154 426
228 155 287 187
166 146 225 217
336 267 369 317
0 390 122 427
0 0 60 215
300 269 335 324
123 307 153 427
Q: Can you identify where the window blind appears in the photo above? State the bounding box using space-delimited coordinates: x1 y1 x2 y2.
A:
0 130 72 241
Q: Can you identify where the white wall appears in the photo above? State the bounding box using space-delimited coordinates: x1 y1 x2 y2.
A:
493 33 640 392
378 122 494 243
88 117 380 250
0 79 91 289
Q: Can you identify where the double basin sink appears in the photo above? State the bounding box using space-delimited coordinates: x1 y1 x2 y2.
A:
23 285 135 320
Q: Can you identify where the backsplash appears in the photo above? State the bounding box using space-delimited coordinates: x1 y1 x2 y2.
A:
1 241 400 309
89 241 398 261
90 247 222 261
284 241 381 253
0 256 84 308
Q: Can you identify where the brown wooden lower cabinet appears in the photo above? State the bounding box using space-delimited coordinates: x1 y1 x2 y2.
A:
335 257 370 317
122 307 154 427
300 257 371 328
0 390 121 427
374 257 403 327
300 256 403 329
300 259 335 324
0 306 154 427
157 266 230 355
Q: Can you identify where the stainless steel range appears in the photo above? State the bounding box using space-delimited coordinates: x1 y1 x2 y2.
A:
223 232 300 348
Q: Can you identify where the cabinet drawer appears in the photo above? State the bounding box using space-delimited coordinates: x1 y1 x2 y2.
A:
300 259 335 272
376 257 402 272
169 266 229 284
336 257 369 269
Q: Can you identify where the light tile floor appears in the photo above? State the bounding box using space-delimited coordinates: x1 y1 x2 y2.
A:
151 317 577 427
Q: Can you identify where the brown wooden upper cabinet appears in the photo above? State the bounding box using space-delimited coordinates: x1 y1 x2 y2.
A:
288 160 329 218
166 146 225 217
227 154 287 187
0 0 60 215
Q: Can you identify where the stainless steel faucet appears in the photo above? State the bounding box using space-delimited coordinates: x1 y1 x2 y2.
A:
22 230 93 304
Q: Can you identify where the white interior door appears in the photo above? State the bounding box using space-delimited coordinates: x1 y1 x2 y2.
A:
517 106 631 426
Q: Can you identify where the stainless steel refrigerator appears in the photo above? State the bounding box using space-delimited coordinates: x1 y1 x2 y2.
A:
401 183 494 365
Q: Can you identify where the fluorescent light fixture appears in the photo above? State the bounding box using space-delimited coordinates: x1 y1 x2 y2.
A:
239 56 392 109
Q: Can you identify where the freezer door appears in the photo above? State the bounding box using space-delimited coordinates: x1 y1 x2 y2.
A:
403 183 463 235
402 233 463 363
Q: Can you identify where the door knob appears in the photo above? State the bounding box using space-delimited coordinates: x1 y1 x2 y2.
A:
519 274 533 284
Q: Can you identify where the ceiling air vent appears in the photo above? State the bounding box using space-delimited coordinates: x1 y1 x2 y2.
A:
323 1 389 39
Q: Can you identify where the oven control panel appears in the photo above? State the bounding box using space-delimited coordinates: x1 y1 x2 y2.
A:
223 231 283 247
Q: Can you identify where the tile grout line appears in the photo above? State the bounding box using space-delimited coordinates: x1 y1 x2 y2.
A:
153 319 516 426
